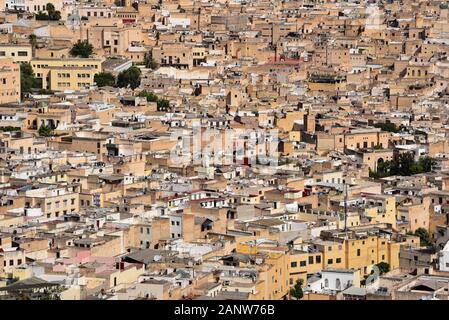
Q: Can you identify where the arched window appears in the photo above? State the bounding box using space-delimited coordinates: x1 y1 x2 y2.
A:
336 278 341 290
324 278 329 288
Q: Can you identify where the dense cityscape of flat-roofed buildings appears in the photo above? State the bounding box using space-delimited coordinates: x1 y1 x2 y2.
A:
1 0 449 301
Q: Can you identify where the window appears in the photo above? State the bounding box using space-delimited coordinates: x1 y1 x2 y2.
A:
316 255 321 263
357 249 361 256
18 51 28 56
300 261 306 267
327 259 333 264
336 258 341 263
291 262 297 268
308 256 314 264
146 228 150 234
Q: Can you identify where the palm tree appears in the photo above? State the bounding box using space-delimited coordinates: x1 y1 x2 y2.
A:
28 34 37 56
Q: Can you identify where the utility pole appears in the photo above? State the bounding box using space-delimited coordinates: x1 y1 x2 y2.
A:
344 179 348 232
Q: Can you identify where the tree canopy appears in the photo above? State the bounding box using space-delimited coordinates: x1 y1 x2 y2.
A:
375 262 390 275
0 126 21 132
94 72 116 87
20 62 38 96
117 66 141 89
137 90 158 102
374 122 401 133
70 40 94 58
137 91 171 110
157 99 170 110
289 279 304 300
144 54 159 70
38 125 54 137
369 154 436 179
35 3 61 20
28 34 37 47
412 228 433 247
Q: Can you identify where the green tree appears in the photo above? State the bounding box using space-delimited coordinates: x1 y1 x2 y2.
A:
35 11 49 20
375 262 390 275
396 153 414 176
38 124 54 137
0 126 21 132
70 40 94 58
414 228 432 247
157 99 170 110
144 54 159 70
20 62 38 96
374 122 399 133
35 4 61 21
39 89 54 94
117 66 141 89
137 90 158 102
370 153 436 179
48 10 61 20
369 159 392 179
411 156 435 174
94 72 116 87
46 3 55 11
290 279 304 300
28 34 37 48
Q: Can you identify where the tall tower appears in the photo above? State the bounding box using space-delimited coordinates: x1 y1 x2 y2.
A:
303 111 316 134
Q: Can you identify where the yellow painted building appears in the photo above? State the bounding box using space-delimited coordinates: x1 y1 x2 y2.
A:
0 44 32 63
0 58 20 104
235 238 290 300
30 58 102 91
